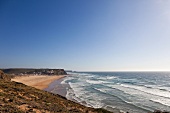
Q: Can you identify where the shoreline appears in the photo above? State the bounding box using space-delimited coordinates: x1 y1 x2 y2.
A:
48 76 123 113
0 76 112 112
10 74 156 113
11 75 66 90
44 76 69 97
10 74 150 113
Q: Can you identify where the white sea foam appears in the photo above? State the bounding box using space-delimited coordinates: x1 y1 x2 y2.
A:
150 98 170 107
120 84 170 98
106 84 170 108
61 76 74 84
86 80 105 84
66 88 83 103
158 86 170 92
86 79 112 84
94 88 106 93
78 73 94 76
106 76 117 79
98 76 117 80
66 82 86 102
88 101 104 108
94 87 136 104
64 72 170 112
67 82 105 108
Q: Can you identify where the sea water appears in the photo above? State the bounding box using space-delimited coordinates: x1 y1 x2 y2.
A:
61 72 170 113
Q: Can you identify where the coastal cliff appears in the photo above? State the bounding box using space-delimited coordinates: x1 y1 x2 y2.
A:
2 68 67 75
0 70 111 113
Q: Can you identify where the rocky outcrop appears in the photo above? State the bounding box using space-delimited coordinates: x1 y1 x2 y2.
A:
53 69 67 75
0 70 11 81
2 68 67 75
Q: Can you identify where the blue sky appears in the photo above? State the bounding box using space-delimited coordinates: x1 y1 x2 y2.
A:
0 0 170 71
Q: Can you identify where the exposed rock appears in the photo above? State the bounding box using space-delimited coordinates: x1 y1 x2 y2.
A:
0 70 11 81
2 68 67 75
53 69 67 75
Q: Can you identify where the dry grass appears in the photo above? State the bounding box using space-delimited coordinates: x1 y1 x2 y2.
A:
0 80 112 113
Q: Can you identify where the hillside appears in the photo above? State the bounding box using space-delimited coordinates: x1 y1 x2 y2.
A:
0 70 111 113
0 70 11 81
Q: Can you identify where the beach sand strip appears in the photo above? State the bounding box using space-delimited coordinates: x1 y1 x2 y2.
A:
11 75 66 90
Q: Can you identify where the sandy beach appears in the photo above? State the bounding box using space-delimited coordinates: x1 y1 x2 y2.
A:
11 75 66 90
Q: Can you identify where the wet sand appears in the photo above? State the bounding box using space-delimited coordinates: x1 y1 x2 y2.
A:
45 77 69 97
11 75 66 90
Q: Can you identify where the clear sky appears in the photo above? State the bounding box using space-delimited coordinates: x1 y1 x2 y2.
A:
0 0 170 71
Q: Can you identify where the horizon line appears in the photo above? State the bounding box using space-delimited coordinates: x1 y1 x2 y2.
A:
1 68 170 72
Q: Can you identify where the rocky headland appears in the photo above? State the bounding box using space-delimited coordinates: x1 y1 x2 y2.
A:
1 68 67 75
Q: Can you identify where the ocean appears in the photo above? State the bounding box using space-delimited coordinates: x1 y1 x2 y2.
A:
55 72 170 113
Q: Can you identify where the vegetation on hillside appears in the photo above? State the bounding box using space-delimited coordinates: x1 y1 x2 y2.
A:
0 70 112 113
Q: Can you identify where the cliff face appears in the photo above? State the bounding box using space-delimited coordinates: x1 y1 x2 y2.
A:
2 68 67 75
0 70 11 81
53 69 67 75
